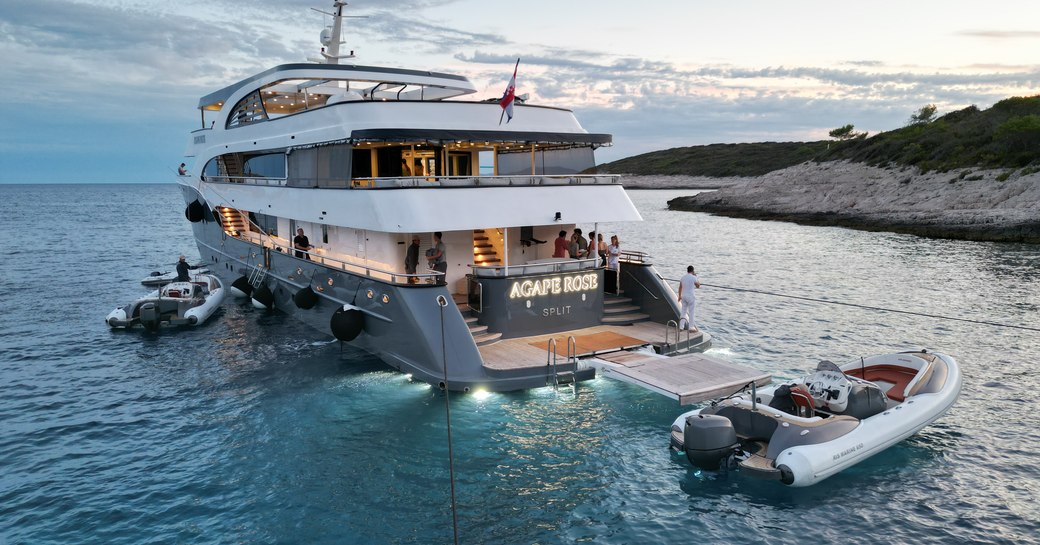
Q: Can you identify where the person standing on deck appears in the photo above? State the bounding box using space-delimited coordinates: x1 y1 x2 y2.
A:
553 230 569 258
573 228 588 259
175 255 190 282
427 232 447 285
607 235 621 270
677 265 701 331
294 228 314 259
404 236 420 283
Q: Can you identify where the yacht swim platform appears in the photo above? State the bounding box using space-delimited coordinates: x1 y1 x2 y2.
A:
477 322 770 404
591 351 772 405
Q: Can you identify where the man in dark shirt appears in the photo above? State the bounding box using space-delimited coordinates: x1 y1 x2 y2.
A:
404 236 420 283
294 228 313 259
175 255 190 282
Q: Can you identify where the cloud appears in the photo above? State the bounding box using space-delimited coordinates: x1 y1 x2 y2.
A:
2 0 1039 182
958 30 1040 39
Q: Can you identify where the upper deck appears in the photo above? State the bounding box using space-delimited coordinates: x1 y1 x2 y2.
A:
198 63 478 113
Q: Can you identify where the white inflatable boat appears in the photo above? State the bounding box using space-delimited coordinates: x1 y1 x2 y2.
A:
140 264 209 286
107 274 225 330
669 350 961 487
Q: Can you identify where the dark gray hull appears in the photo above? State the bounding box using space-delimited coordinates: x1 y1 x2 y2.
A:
181 186 591 392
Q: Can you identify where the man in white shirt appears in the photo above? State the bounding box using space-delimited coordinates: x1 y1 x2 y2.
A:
677 265 701 331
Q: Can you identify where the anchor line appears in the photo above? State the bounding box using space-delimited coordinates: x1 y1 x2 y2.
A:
662 279 1040 333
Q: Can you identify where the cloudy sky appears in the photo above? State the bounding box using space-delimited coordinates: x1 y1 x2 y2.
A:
1 0 1038 183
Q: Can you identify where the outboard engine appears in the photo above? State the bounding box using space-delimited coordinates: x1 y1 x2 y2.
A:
683 414 739 470
139 302 161 331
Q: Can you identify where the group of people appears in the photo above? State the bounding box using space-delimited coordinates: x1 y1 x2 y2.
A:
552 228 622 270
261 226 702 330
404 232 446 284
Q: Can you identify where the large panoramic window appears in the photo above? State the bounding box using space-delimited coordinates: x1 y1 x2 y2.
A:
243 153 286 179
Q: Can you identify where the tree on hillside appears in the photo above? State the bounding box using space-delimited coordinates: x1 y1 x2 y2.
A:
907 104 938 125
995 114 1040 152
829 124 866 140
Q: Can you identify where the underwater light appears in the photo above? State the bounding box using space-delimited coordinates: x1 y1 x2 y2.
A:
471 389 490 401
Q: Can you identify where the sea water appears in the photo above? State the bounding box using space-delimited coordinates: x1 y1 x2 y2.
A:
0 184 1037 544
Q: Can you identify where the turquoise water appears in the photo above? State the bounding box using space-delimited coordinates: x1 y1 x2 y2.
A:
1 184 1038 544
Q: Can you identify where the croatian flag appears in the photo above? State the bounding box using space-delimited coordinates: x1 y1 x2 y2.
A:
499 58 519 125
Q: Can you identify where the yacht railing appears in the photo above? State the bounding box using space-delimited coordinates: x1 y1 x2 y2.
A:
205 175 288 187
203 174 620 189
618 250 651 264
231 222 443 286
468 258 600 277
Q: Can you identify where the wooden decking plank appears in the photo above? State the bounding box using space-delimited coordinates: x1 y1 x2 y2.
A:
598 352 771 405
479 323 664 371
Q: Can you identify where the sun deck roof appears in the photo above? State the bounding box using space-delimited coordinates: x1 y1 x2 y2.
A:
199 63 476 111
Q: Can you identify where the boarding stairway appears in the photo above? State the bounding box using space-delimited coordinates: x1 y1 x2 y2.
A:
217 207 248 235
601 292 650 325
452 293 502 346
472 229 501 266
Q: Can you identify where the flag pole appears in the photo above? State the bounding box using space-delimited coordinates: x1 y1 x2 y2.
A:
498 58 520 126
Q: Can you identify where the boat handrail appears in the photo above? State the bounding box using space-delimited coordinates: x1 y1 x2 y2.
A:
618 250 651 264
276 240 444 286
205 175 289 187
230 221 443 286
204 173 620 189
546 338 559 387
621 268 659 300
469 258 599 277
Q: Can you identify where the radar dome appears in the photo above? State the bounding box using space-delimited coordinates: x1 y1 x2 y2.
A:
320 27 332 46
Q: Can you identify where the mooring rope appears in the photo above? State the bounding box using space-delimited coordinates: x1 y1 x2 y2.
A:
662 278 1040 333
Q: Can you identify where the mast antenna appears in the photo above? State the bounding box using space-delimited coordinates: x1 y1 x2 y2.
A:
311 1 368 64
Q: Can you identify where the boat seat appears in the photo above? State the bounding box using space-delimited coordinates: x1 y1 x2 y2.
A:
790 386 815 418
167 289 181 297
846 365 916 402
714 405 779 441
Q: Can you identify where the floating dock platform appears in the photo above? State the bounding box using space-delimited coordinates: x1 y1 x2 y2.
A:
478 322 770 404
588 351 772 405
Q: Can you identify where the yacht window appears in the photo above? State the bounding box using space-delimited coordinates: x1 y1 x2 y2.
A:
202 157 221 179
227 90 267 128
249 212 279 237
243 153 286 179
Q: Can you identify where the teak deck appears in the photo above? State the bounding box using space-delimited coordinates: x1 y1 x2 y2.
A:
479 322 770 404
478 322 675 371
594 351 772 405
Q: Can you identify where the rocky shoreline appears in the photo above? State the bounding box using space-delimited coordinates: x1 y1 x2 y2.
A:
632 161 1040 244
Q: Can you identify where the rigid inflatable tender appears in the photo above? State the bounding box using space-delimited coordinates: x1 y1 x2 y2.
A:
670 350 961 487
107 274 225 330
